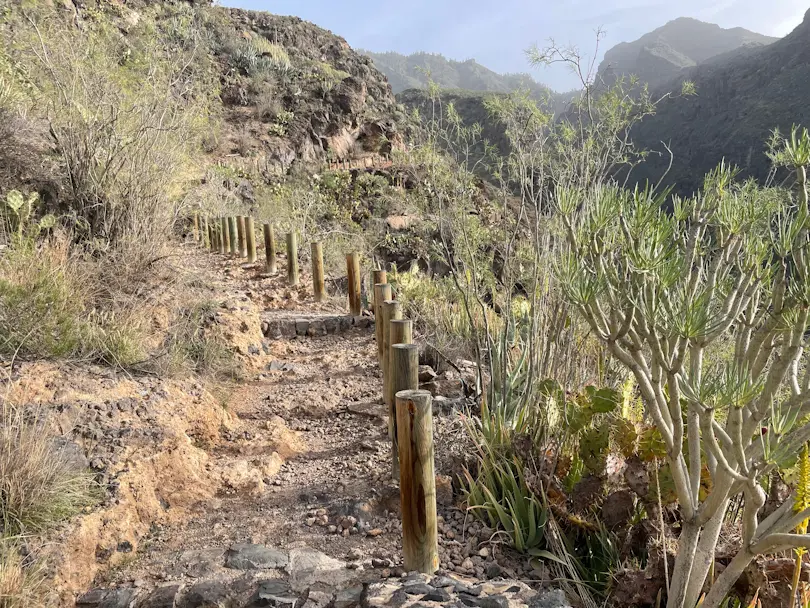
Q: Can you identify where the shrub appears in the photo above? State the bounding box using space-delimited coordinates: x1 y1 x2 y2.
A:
0 541 44 608
0 235 146 365
0 404 96 537
162 300 238 379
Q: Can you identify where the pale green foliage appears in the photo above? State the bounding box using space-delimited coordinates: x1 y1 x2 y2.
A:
557 150 810 607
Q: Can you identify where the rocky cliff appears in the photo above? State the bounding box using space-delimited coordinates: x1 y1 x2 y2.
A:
597 17 777 89
629 9 810 194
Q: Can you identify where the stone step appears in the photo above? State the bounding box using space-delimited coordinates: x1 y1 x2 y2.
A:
262 314 373 339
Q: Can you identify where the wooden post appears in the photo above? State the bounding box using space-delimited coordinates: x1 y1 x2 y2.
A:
347 252 362 316
263 223 277 273
381 299 402 411
246 217 257 263
311 242 325 302
370 269 387 310
217 221 225 254
207 222 213 251
395 389 438 574
389 329 415 481
228 217 238 256
286 232 299 286
193 212 200 242
221 217 230 254
203 217 210 249
373 284 392 365
237 216 247 258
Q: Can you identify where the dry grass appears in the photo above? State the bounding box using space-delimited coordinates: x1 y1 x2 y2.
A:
0 541 44 608
0 403 96 538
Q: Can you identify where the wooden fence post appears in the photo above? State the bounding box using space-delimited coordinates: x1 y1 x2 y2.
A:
237 216 247 258
389 337 416 481
286 232 299 286
263 223 277 273
193 212 200 242
347 252 362 316
203 217 210 249
395 389 438 574
228 217 238 256
373 284 392 365
221 217 230 254
246 217 257 263
311 242 325 302
381 299 402 415
370 270 387 311
216 221 225 254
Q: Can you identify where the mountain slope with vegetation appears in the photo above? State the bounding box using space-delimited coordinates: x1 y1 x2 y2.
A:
597 17 777 89
629 9 810 194
364 50 557 100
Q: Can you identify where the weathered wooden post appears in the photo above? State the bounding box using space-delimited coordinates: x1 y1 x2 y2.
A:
246 217 257 263
237 216 247 258
370 270 387 311
263 223 277 273
389 329 416 480
221 217 230 254
203 216 210 249
193 212 200 242
395 389 438 574
347 251 362 316
217 221 225 254
207 222 213 251
311 242 325 302
228 217 238 256
373 284 392 365
286 232 299 286
381 299 402 411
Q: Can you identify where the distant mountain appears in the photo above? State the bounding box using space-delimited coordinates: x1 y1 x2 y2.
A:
363 51 556 100
629 10 810 194
597 17 778 89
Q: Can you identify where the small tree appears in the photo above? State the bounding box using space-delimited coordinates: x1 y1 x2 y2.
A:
557 127 810 608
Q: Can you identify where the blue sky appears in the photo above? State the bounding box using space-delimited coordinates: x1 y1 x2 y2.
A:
221 0 807 91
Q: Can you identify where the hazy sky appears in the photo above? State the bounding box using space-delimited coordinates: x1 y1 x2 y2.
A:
222 0 807 91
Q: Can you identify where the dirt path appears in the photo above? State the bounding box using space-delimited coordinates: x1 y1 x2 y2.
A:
72 245 538 608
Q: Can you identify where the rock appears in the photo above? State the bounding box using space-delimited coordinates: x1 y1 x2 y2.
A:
403 583 434 596
346 548 363 561
417 366 437 383
77 588 136 608
295 320 310 336
333 585 364 608
286 547 355 592
435 475 453 506
224 544 289 570
221 460 265 496
429 576 458 589
601 490 635 529
529 589 573 608
139 584 181 608
366 528 383 537
461 559 474 572
177 548 226 578
245 579 306 608
423 588 452 602
256 453 284 479
178 580 229 608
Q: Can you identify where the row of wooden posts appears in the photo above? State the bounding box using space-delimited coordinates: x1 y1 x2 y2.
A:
190 212 439 575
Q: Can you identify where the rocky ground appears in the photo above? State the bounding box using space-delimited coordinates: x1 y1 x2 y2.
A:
7 242 564 608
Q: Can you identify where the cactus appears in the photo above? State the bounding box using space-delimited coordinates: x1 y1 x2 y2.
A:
579 426 610 476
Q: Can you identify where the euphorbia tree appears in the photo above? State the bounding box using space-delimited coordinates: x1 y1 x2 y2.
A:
557 127 810 608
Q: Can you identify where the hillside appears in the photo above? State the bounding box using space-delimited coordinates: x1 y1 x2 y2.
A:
364 50 557 101
597 17 777 89
629 9 810 194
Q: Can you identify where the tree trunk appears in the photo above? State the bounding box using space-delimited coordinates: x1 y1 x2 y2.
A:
667 521 701 608
700 550 754 608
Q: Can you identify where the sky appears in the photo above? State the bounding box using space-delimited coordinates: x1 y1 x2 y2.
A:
221 0 808 91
